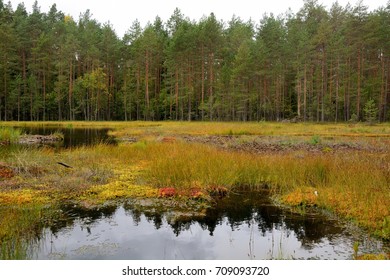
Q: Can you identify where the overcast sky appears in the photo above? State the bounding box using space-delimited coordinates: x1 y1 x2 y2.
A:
7 0 389 37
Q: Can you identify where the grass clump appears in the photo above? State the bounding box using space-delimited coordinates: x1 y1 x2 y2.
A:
0 127 22 144
0 205 46 259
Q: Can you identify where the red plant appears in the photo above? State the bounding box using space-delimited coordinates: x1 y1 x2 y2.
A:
158 187 176 197
190 188 204 199
0 165 14 179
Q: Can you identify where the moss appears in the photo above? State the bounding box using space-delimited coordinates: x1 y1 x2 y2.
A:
355 254 389 260
280 187 319 207
0 189 51 205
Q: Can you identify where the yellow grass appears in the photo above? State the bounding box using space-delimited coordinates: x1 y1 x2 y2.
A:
1 120 390 137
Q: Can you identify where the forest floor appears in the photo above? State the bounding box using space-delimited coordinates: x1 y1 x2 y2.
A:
0 121 389 259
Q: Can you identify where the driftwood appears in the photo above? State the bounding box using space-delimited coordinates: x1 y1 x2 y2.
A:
57 162 73 168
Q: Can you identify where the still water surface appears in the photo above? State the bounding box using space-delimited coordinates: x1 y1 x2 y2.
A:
33 192 387 260
18 126 115 147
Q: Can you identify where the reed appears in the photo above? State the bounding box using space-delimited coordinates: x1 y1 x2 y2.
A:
0 205 45 259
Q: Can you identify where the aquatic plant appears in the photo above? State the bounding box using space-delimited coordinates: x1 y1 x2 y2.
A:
51 130 64 140
309 135 321 145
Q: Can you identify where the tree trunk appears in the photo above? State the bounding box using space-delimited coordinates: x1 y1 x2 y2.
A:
68 61 73 121
297 72 301 118
175 68 179 120
209 52 214 121
385 58 389 122
136 68 140 120
124 69 128 121
356 48 361 120
188 59 192 121
201 46 205 121
335 59 340 122
145 50 150 120
321 48 327 122
380 53 385 122
43 71 46 121
3 60 7 121
303 63 307 121
22 51 27 121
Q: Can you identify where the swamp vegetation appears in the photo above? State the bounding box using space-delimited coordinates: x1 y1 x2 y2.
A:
0 121 389 259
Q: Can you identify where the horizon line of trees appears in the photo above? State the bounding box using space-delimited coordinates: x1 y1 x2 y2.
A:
0 0 389 122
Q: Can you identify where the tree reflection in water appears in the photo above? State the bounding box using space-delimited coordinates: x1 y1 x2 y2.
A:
35 191 387 260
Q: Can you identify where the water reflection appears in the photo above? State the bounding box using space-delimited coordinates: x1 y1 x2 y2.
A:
34 192 387 260
17 126 116 148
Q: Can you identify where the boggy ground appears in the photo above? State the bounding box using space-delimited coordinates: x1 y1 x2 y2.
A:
0 121 389 259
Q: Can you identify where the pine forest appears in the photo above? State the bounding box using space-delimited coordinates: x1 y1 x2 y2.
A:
0 0 389 122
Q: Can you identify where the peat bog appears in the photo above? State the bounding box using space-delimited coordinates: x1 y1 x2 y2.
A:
0 122 389 260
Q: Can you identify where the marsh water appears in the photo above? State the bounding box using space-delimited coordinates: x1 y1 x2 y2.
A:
5 127 390 259
33 192 387 260
19 126 116 148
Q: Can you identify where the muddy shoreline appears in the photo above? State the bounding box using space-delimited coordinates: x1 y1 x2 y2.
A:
18 134 63 145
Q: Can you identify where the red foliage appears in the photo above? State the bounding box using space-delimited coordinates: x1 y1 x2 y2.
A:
0 165 14 179
158 187 176 197
161 137 176 143
190 188 204 199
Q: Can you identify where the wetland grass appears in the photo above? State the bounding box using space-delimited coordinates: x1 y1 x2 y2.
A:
0 205 46 259
137 141 390 240
0 121 389 260
2 121 390 137
0 127 22 144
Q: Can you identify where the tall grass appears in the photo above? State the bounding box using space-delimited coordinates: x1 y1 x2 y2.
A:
0 206 45 259
5 139 387 238
106 121 390 138
3 121 388 137
139 142 390 238
0 127 22 144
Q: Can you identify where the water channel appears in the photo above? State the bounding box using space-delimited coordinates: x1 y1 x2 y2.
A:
5 127 390 259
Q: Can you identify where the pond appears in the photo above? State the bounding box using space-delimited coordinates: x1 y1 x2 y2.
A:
31 191 388 260
17 126 116 148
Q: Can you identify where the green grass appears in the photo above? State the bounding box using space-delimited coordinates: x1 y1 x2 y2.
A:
0 127 22 144
0 205 45 259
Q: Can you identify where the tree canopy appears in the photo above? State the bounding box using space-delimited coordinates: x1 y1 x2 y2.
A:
0 0 389 122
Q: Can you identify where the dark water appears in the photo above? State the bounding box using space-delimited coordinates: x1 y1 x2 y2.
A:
32 192 388 260
18 126 116 148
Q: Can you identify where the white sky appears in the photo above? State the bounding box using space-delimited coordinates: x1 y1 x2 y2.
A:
7 0 389 38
